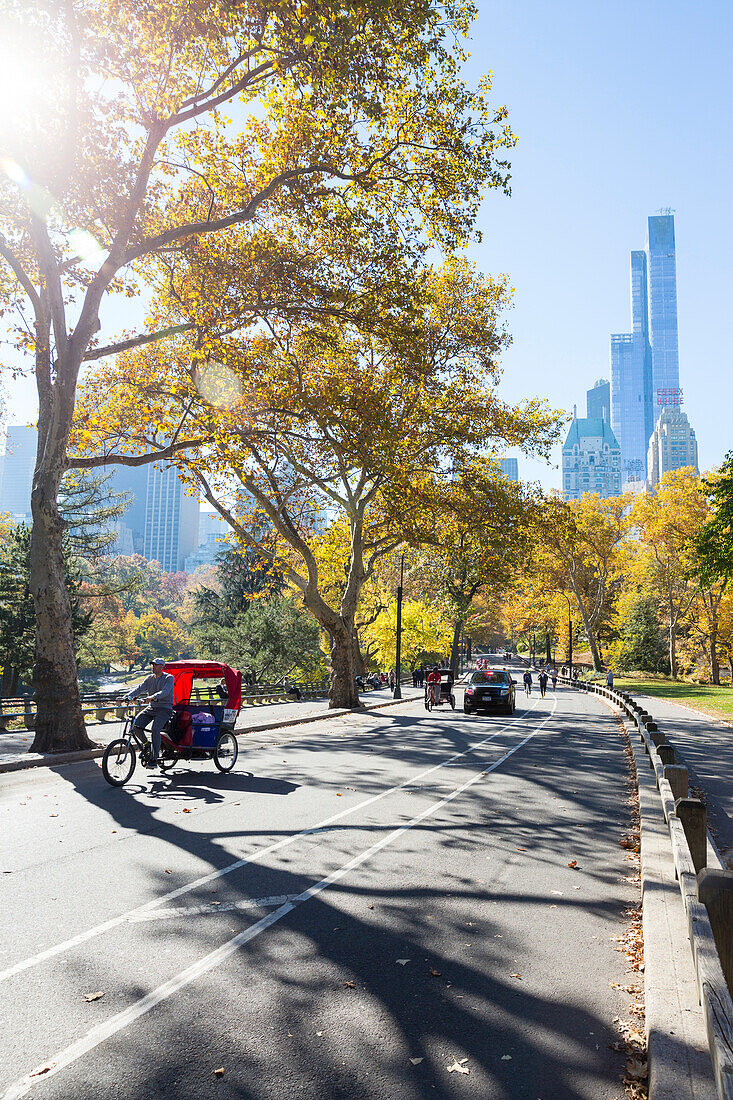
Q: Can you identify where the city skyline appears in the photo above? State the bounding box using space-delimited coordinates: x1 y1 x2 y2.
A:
2 4 731 491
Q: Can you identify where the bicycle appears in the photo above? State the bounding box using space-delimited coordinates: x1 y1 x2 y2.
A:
101 708 171 787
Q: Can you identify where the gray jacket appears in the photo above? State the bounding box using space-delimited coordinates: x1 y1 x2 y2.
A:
126 672 175 710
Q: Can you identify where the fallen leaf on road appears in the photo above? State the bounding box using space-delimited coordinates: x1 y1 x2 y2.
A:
447 1059 469 1074
84 992 105 1002
626 1059 648 1079
214 1067 225 1077
552 890 562 895
396 959 410 965
408 1057 423 1066
336 793 342 797
429 967 442 977
517 847 526 851
549 904 557 909
182 808 192 813
29 1064 56 1077
49 814 58 818
510 973 522 980
342 981 355 988
501 1054 512 1061
316 1031 323 1037
367 904 374 910
568 860 578 869
164 869 172 874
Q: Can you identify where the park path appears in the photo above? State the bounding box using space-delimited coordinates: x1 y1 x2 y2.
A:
0 675 637 1099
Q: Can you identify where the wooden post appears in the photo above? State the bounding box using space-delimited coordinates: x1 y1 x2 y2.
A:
697 869 733 996
676 798 707 874
650 730 665 748
664 764 688 801
658 744 676 766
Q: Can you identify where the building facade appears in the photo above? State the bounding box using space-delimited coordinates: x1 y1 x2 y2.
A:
645 406 699 491
0 426 37 519
562 411 622 500
143 464 200 573
498 457 519 482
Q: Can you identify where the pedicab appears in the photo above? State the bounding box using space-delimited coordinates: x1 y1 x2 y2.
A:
102 660 242 786
424 668 456 711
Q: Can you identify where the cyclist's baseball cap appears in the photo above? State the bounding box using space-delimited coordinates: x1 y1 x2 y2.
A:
152 657 165 668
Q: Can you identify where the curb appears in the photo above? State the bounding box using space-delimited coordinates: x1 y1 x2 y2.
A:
0 693 420 776
596 694 718 1099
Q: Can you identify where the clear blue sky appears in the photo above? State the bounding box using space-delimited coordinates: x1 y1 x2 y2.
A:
3 1 732 489
463 0 733 486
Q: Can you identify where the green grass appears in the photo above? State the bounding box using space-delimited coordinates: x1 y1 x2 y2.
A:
613 676 733 723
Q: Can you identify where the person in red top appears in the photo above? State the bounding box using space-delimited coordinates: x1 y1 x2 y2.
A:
427 666 442 707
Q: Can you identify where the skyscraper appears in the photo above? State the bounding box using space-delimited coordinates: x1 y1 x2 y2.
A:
647 214 680 403
498 457 519 482
143 463 200 572
562 410 621 500
0 426 37 519
646 406 698 491
610 212 683 488
586 378 610 422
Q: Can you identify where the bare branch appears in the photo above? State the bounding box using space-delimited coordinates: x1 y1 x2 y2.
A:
0 236 41 315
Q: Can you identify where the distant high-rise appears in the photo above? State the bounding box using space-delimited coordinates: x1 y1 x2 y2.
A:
562 410 621 500
143 464 200 572
0 426 37 518
646 407 698 491
647 214 680 403
586 379 610 422
610 213 683 488
498 457 519 482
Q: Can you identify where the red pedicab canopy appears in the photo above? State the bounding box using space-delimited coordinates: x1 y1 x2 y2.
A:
161 661 242 711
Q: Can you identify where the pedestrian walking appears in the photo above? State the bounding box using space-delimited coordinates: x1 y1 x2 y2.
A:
551 669 558 691
523 669 532 696
388 669 395 691
538 670 548 698
606 670 614 689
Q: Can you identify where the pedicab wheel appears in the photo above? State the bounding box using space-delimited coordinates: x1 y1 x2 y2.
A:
214 731 238 772
102 739 136 787
426 695 433 712
450 693 456 710
159 745 178 772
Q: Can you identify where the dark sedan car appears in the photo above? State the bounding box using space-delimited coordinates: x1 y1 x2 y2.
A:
463 669 516 715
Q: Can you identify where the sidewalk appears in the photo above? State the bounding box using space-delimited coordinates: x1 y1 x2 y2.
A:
0 686 424 773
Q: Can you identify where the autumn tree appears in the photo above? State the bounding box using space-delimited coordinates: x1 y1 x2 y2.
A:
630 468 709 679
400 463 546 674
541 493 628 671
76 261 558 707
0 0 515 749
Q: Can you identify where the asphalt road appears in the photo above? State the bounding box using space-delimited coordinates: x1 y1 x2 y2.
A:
0 673 637 1100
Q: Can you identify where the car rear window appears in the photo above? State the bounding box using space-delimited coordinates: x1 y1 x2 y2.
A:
471 671 509 684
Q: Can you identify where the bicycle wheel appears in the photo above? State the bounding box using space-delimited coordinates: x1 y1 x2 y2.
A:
102 739 136 786
159 745 178 772
213 731 238 772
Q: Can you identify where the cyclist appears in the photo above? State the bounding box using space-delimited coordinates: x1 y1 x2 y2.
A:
125 657 175 769
522 669 532 696
427 666 442 708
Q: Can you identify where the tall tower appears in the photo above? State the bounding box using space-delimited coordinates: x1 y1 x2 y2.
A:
143 464 200 572
646 213 680 410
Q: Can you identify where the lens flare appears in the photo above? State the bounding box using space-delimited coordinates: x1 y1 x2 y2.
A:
193 361 245 410
69 228 104 264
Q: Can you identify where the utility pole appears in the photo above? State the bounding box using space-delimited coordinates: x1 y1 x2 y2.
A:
393 553 405 699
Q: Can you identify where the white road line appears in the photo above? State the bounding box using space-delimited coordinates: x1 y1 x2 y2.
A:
1 697 556 1099
0 698 541 985
126 894 299 923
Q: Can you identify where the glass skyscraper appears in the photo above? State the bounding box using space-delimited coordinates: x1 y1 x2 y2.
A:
610 213 682 488
586 378 610 422
498 457 519 482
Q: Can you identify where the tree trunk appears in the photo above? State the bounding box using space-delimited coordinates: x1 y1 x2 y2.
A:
352 629 365 677
29 485 93 753
449 620 461 677
329 623 361 709
669 623 677 680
